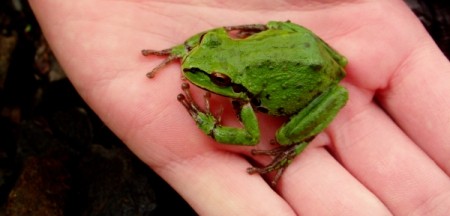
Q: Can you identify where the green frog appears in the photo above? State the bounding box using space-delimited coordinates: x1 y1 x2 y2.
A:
142 21 348 186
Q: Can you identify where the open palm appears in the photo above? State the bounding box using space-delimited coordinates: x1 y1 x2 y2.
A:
30 0 450 215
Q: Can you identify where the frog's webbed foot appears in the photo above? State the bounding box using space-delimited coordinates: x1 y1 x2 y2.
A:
247 142 308 186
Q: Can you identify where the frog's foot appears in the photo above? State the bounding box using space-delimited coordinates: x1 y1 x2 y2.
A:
247 143 307 186
177 83 213 118
142 49 178 78
224 24 268 39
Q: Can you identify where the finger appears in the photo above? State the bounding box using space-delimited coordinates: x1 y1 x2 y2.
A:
154 151 296 215
278 143 391 215
378 42 450 174
330 86 450 215
328 0 450 176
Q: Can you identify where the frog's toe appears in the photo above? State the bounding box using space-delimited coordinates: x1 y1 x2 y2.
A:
247 143 306 186
247 164 287 186
250 143 288 156
177 83 202 116
248 145 299 173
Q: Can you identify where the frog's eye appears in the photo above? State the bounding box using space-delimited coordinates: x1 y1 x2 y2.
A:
210 72 231 87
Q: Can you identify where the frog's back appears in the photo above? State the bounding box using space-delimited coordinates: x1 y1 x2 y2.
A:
232 26 346 116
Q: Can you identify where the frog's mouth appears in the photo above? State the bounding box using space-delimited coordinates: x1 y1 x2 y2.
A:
183 68 248 100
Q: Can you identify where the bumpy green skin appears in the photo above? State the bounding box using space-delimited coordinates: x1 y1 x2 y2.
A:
168 21 348 146
145 21 348 179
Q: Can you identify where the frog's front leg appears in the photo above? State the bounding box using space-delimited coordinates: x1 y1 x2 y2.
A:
248 85 348 185
178 83 260 145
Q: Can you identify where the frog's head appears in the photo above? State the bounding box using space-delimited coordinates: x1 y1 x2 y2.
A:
182 67 248 100
181 29 249 100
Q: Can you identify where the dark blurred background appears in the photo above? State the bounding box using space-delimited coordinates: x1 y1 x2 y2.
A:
0 0 448 215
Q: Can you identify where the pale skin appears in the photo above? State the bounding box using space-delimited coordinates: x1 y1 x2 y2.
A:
29 0 450 215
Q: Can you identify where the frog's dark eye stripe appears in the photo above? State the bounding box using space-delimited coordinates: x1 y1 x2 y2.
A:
183 67 203 73
250 97 261 106
232 84 246 93
210 72 231 87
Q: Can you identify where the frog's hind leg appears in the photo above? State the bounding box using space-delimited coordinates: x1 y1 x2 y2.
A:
248 85 348 186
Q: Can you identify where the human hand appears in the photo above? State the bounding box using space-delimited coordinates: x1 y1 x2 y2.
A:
29 0 450 215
